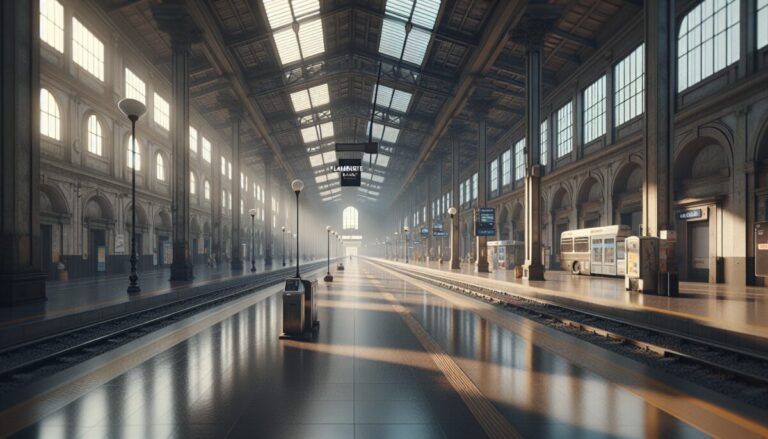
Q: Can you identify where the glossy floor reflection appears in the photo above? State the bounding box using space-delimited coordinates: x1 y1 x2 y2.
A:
9 259 762 438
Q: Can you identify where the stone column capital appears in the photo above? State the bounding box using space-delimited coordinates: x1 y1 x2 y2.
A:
152 1 203 52
508 5 562 50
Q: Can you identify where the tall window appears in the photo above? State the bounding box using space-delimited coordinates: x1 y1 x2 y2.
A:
190 172 196 194
202 137 211 162
490 159 498 192
204 181 211 200
222 190 226 208
228 162 232 180
472 173 478 201
124 68 146 103
614 44 645 126
127 136 141 170
501 150 511 186
40 88 61 140
40 0 64 52
228 192 232 210
221 157 227 175
459 181 465 205
72 17 104 81
154 93 169 130
514 138 525 180
156 153 165 181
556 101 573 158
343 206 359 229
583 76 606 143
189 126 198 153
678 0 740 91
759 0 768 49
87 115 102 156
540 119 548 166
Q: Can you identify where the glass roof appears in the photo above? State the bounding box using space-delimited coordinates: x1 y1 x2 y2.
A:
290 83 330 113
378 0 441 67
263 0 325 66
368 122 401 145
372 85 412 113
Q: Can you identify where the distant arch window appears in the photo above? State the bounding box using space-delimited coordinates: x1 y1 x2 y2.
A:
87 115 103 156
190 172 196 195
127 136 141 171
678 0 740 91
343 206 358 230
156 153 165 181
204 180 211 200
40 88 61 140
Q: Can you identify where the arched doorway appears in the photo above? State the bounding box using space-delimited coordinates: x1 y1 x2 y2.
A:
497 206 511 241
510 202 524 242
550 187 572 268
40 184 70 279
612 162 642 235
674 139 731 283
154 210 172 266
125 202 149 270
577 176 603 228
83 195 114 275
190 217 203 264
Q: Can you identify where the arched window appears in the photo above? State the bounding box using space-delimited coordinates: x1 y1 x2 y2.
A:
343 206 358 230
40 88 61 140
87 115 103 156
678 0 740 91
204 180 211 200
156 153 165 181
126 135 141 170
190 172 196 195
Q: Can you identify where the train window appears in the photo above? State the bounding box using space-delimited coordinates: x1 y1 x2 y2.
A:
617 241 625 260
574 237 589 253
561 238 573 253
604 238 615 264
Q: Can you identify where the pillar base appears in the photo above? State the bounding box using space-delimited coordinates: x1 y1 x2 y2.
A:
0 272 47 306
475 260 489 273
231 258 243 271
522 263 545 281
264 256 273 267
450 258 460 269
170 262 194 282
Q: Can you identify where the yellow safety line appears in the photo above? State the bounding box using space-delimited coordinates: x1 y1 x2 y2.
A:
363 269 523 439
369 260 768 439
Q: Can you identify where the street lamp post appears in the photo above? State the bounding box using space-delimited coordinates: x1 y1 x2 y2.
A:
249 208 257 272
403 226 410 263
394 232 399 260
118 98 146 295
281 226 286 266
324 226 333 282
292 233 296 263
291 180 303 278
448 207 458 269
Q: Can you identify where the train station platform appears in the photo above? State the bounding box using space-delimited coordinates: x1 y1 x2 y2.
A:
370 258 768 358
3 258 766 438
0 260 318 350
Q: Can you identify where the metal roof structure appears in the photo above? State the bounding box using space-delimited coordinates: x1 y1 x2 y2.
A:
102 0 640 209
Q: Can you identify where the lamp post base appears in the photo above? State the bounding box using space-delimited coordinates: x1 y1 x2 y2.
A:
324 273 334 282
127 285 141 294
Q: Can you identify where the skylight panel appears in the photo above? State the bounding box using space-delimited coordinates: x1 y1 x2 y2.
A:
378 0 441 67
290 90 312 112
390 90 412 112
377 154 391 168
322 150 336 164
263 0 294 28
326 172 339 180
309 154 323 167
319 121 334 139
372 86 394 107
298 19 325 59
402 28 431 66
273 28 301 65
382 126 400 143
290 83 329 113
372 174 385 183
379 18 406 60
291 0 320 19
411 0 441 29
301 126 319 144
309 84 330 107
315 174 327 183
362 171 372 180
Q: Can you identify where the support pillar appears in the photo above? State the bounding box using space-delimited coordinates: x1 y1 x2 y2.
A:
426 173 433 262
263 160 273 266
512 13 555 281
230 116 243 270
642 0 674 237
471 99 493 273
0 0 47 304
450 132 461 269
154 2 201 282
212 150 222 264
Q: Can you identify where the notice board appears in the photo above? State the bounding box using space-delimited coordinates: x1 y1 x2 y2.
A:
755 222 768 277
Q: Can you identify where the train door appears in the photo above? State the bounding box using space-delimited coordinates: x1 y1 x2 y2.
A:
603 237 616 276
616 239 626 276
90 229 106 273
591 237 603 274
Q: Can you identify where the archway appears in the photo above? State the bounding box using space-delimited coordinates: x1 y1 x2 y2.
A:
550 187 572 268
154 210 172 266
40 184 70 278
577 176 603 228
83 194 114 275
612 162 642 235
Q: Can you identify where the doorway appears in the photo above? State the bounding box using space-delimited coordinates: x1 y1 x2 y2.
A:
41 224 55 279
620 210 642 236
90 229 107 273
687 221 709 282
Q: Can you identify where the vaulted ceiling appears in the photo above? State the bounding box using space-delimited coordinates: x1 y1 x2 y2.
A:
102 0 640 210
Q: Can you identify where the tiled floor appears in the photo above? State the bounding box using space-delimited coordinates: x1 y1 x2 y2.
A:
7 259 764 438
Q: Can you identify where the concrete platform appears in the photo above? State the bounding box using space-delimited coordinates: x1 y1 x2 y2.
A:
0 260 324 350
374 258 768 358
3 259 766 438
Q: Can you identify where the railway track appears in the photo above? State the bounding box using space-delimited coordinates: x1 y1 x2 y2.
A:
0 261 329 387
371 260 768 404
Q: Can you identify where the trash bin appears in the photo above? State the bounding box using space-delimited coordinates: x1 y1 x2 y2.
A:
301 278 319 333
282 278 305 336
